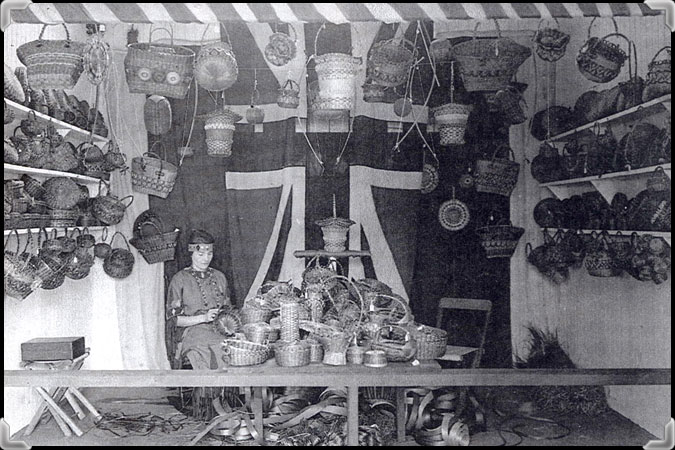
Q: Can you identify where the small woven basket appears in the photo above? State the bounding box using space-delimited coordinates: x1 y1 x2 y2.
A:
474 147 520 197
103 232 135 279
476 222 525 259
48 208 80 228
274 340 311 367
408 324 448 360
576 19 629 84
371 325 417 362
305 339 324 363
240 305 274 325
242 322 272 344
16 24 85 90
280 301 301 342
201 109 241 157
433 103 473 146
642 46 671 102
277 79 300 109
222 339 270 367
131 143 178 198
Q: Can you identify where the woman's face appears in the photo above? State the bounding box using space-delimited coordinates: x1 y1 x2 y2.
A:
191 247 214 271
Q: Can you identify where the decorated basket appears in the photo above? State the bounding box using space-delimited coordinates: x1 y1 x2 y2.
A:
576 19 629 84
131 142 178 198
315 216 355 252
124 27 195 99
533 21 570 62
222 339 270 367
642 46 671 102
438 188 470 232
213 308 242 336
201 108 242 157
476 221 525 259
130 221 180 264
16 24 85 90
367 38 415 88
277 79 300 109
433 103 473 146
42 177 83 210
144 95 172 135
91 181 133 226
194 40 238 92
421 163 439 194
474 147 520 197
265 25 297 67
451 21 531 92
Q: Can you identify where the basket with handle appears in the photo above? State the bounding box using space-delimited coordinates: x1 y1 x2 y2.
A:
5 229 40 300
474 146 520 197
273 340 311 367
91 180 134 226
131 142 178 198
222 339 270 367
585 231 622 277
366 293 414 327
533 18 570 63
63 231 95 281
367 38 416 88
642 46 671 102
103 231 135 279
129 220 180 264
576 18 630 84
371 325 417 362
124 26 195 99
433 61 472 146
16 24 85 90
476 214 525 259
194 24 238 92
407 324 448 360
451 20 531 92
312 24 362 111
277 79 300 109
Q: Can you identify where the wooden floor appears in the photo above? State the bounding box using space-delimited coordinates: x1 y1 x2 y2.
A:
10 387 660 447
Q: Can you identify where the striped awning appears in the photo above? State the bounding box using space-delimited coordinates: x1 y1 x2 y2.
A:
9 3 662 25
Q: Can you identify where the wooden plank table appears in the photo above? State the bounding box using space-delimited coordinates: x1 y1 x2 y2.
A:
6 366 670 445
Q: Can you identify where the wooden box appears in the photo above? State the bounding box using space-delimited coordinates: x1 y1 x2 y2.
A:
21 337 86 362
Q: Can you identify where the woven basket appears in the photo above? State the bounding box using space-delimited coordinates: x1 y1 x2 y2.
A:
4 231 39 300
576 19 629 84
534 26 570 62
48 208 80 228
222 339 270 367
371 325 417 362
277 79 300 109
368 38 415 88
144 95 172 135
91 182 133 226
42 177 83 210
315 216 355 252
433 103 472 145
242 322 273 344
362 81 386 103
103 232 135 279
240 305 274 325
63 247 94 280
129 220 180 264
476 222 525 259
195 41 238 92
495 86 527 125
16 24 85 90
305 339 324 363
201 109 241 157
408 324 448 360
585 232 622 277
124 27 195 99
274 340 311 367
5 64 26 104
642 46 671 102
280 301 301 342
131 142 178 198
474 147 520 197
451 22 531 92
314 53 361 110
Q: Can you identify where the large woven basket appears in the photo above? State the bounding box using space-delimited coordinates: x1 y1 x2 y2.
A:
129 221 180 264
222 339 270 366
476 222 525 259
408 324 448 360
201 109 241 157
367 38 415 88
131 143 178 198
194 41 238 92
576 19 629 84
42 177 84 210
642 46 671 102
314 53 361 110
16 24 85 90
474 147 520 197
432 103 473 146
124 27 195 99
451 22 531 92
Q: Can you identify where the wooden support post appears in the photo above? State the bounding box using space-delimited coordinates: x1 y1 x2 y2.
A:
347 386 359 446
69 387 102 422
34 387 80 437
396 387 407 442
252 387 264 444
64 390 87 420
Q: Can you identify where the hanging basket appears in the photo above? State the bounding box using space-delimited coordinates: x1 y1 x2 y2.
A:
476 220 525 259
16 24 85 90
438 187 470 231
367 38 416 88
451 21 531 92
103 231 135 279
432 103 473 146
421 163 439 194
314 53 362 110
642 46 671 102
124 27 195 99
474 147 520 197
129 221 180 264
144 95 172 135
265 24 297 67
585 232 622 277
200 108 242 157
131 142 178 198
533 20 570 63
576 19 629 84
277 79 300 109
91 181 134 226
194 41 238 92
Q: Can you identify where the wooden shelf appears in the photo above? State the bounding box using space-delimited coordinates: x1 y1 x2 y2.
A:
4 98 108 143
4 226 107 237
4 163 105 185
293 250 372 258
542 228 670 246
541 163 671 203
548 94 671 142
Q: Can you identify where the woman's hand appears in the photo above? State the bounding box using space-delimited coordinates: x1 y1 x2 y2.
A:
203 308 220 323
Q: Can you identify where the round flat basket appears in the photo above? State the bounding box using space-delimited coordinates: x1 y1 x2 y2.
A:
438 199 470 231
421 164 439 194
